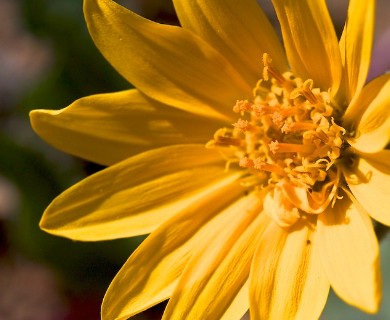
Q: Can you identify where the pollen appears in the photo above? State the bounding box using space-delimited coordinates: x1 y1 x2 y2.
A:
234 119 258 133
207 54 345 227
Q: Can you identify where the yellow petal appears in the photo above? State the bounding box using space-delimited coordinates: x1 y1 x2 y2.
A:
172 0 288 86
345 74 390 153
102 177 246 320
263 185 300 227
30 89 223 166
40 145 239 240
162 196 268 320
250 220 330 320
220 281 249 320
84 0 250 121
317 195 381 313
339 0 375 102
344 150 390 226
343 73 390 122
272 0 342 92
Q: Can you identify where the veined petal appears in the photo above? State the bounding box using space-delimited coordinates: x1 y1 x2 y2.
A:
344 150 390 226
172 0 288 86
272 0 342 92
339 0 375 102
220 281 249 320
317 195 381 313
30 90 223 166
162 195 267 320
345 74 390 153
102 178 246 320
250 220 330 320
84 0 251 121
40 145 239 241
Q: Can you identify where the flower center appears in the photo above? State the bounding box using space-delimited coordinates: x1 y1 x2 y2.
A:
207 54 346 227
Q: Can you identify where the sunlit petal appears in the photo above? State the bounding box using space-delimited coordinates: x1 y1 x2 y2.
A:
40 145 241 240
339 0 375 102
220 281 249 320
84 0 250 121
272 0 342 92
173 0 288 86
163 196 267 320
102 178 246 320
344 150 390 226
345 74 390 153
250 220 330 320
317 195 381 313
343 74 390 122
30 90 223 166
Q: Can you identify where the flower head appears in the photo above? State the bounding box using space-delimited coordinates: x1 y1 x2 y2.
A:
30 0 390 319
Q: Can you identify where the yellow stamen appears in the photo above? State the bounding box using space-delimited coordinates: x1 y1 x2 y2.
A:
269 141 314 154
233 100 253 113
252 104 276 117
272 106 300 126
239 157 253 168
233 119 254 132
213 136 242 147
312 130 329 143
281 121 318 133
208 57 347 223
262 53 286 84
206 128 242 147
253 158 285 176
300 79 318 104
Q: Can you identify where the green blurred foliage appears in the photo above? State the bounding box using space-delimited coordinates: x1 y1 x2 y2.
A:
20 0 128 109
0 132 145 293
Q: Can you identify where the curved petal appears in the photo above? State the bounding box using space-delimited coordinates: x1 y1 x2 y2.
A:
250 219 330 320
172 0 288 86
343 73 390 123
345 74 390 153
272 0 342 92
263 185 300 227
339 0 375 102
84 0 251 121
317 195 381 313
344 150 390 226
162 196 267 320
102 178 246 320
30 89 223 166
40 145 238 241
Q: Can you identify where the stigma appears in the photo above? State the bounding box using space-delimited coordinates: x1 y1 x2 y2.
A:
207 54 346 227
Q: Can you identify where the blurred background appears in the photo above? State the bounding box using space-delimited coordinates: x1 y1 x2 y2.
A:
0 0 389 319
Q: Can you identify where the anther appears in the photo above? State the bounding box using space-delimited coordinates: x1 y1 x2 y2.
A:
233 100 253 113
281 121 318 133
214 136 242 147
262 53 286 84
233 119 254 132
208 128 242 147
272 112 284 126
239 157 254 168
300 80 318 104
252 103 275 117
269 141 314 154
253 158 285 176
271 106 300 126
312 130 329 143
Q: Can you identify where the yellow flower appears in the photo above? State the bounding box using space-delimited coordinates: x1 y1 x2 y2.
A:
30 0 390 319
